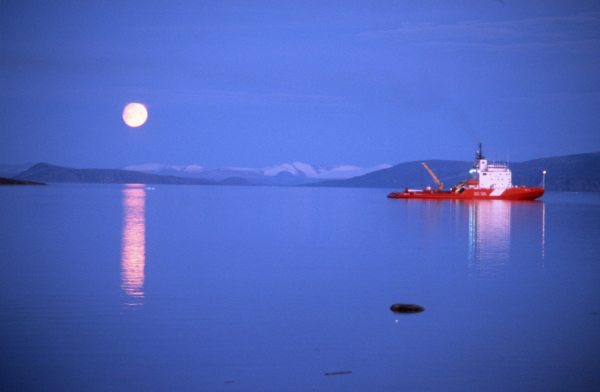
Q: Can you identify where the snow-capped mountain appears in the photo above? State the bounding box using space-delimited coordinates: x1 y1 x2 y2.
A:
123 162 392 185
259 162 392 180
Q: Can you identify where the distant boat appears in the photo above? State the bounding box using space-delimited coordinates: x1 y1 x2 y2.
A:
387 144 545 201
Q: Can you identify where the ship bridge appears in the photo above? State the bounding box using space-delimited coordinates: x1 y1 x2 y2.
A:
477 159 512 189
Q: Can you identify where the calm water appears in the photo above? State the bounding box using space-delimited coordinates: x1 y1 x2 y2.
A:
1 184 599 391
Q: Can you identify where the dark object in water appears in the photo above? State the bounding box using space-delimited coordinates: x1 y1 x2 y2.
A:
325 371 352 376
0 176 45 186
390 303 424 313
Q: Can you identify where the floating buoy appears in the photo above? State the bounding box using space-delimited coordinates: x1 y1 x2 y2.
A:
390 303 424 313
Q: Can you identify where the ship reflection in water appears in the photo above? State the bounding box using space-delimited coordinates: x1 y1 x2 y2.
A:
468 200 545 274
468 201 511 268
121 184 146 307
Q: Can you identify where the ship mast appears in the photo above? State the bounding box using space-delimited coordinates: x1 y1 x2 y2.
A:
475 142 484 161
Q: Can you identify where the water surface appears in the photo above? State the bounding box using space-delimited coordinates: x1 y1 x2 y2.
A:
1 185 599 391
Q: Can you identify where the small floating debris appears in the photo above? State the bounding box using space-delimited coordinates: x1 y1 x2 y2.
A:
390 303 424 314
325 371 352 376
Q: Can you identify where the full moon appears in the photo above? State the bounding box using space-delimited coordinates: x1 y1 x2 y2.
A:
122 102 148 128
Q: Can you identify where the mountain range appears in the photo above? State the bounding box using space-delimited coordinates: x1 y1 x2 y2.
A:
122 162 392 185
309 152 600 192
5 152 600 191
13 163 220 186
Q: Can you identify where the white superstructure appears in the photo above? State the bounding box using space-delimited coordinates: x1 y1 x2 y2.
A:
470 145 513 189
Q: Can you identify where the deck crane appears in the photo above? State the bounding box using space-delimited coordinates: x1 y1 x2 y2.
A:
420 162 444 191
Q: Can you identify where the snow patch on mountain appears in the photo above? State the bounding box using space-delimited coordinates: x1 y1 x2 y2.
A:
258 162 391 179
125 163 205 174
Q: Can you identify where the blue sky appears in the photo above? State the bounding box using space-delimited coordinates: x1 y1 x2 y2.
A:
1 0 599 168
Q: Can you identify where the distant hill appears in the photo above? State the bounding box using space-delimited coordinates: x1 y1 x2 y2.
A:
14 163 218 185
0 163 34 178
309 160 472 189
9 152 600 191
511 153 600 192
309 152 600 192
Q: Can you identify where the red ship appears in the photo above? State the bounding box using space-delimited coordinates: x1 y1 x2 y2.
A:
387 144 545 201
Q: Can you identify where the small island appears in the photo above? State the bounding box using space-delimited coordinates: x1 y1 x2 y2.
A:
0 176 46 186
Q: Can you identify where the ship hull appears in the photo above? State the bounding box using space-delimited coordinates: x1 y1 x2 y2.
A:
387 187 544 200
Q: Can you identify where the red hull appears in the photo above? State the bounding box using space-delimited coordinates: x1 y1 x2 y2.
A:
387 187 544 200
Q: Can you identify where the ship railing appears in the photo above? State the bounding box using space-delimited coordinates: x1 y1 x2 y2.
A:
486 161 508 167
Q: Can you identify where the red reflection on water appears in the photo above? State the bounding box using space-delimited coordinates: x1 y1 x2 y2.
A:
468 200 546 272
468 200 511 269
121 184 146 307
